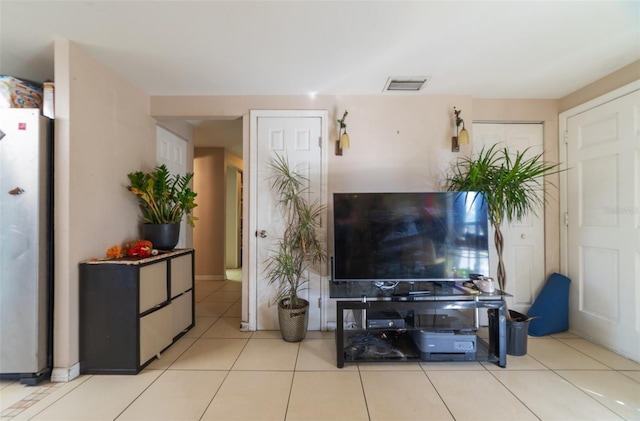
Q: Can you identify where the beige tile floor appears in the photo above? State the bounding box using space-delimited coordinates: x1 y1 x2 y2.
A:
2 273 639 421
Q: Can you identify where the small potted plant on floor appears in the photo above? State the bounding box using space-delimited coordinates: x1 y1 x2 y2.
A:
265 154 326 342
445 144 563 355
127 164 197 250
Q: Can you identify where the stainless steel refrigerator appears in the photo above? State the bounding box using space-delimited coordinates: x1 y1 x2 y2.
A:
0 108 53 385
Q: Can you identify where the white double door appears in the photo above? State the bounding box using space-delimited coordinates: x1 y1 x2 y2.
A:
562 86 639 362
472 123 546 314
249 110 328 331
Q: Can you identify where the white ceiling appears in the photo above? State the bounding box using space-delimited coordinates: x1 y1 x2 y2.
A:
1 1 639 99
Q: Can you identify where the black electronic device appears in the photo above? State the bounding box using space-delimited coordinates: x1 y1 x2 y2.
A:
332 192 489 283
366 310 405 329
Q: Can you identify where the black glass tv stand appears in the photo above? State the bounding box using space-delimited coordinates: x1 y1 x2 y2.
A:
332 282 507 368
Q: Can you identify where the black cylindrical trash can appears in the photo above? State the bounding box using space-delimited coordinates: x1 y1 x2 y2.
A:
488 309 530 357
506 310 530 356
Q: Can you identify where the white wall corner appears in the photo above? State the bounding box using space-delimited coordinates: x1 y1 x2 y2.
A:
51 362 80 382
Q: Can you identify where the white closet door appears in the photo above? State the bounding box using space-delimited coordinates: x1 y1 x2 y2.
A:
156 125 188 249
472 123 545 315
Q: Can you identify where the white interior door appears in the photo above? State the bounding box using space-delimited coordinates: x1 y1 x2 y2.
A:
156 125 188 248
563 88 639 362
248 110 327 331
472 123 545 314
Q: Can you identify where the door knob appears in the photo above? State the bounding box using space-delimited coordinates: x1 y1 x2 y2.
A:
8 187 24 195
257 230 268 238
520 234 526 239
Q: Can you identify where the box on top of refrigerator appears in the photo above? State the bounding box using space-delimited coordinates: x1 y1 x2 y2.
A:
42 82 54 118
0 76 43 109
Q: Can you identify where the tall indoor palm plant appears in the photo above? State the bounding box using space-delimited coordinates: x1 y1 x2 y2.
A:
265 154 326 341
445 145 563 296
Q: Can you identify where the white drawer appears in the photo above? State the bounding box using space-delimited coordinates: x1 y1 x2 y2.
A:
170 254 192 298
139 304 173 365
172 290 193 338
139 261 168 313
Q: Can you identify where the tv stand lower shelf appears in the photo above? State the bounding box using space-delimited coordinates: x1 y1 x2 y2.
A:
335 298 507 368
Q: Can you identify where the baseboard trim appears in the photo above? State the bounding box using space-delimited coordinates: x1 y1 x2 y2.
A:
195 275 226 281
51 362 80 382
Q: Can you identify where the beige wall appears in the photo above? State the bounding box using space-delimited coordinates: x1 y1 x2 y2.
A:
559 60 640 112
193 147 226 279
157 119 193 141
152 94 567 275
152 95 475 193
226 149 243 170
53 40 156 378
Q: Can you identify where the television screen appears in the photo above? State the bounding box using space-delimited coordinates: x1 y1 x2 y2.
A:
332 192 489 282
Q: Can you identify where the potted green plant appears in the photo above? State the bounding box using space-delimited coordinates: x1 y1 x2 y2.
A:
445 144 563 354
127 164 197 250
265 154 326 342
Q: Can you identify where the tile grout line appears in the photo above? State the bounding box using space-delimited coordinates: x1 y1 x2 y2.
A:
0 280 240 420
282 342 302 421
0 381 64 419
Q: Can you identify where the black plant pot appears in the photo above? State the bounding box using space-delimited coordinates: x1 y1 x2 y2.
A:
142 223 180 250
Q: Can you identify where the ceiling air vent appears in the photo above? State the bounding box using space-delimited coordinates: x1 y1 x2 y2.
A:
384 77 429 92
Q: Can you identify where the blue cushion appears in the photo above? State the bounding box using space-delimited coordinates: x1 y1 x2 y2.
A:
527 273 571 337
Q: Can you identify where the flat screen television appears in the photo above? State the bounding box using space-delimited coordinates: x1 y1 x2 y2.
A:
332 192 489 282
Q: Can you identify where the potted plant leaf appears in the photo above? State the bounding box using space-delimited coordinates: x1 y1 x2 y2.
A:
127 164 197 250
445 144 563 355
265 154 326 342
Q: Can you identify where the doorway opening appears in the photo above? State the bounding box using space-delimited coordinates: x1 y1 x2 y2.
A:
162 117 244 284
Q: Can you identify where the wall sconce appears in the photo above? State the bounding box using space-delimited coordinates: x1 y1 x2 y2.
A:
452 106 469 152
335 110 350 156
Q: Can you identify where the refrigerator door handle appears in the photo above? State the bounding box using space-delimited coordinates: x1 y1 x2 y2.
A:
8 187 25 195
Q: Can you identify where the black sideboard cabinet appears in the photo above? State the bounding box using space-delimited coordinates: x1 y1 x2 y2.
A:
79 249 195 374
